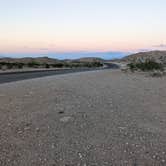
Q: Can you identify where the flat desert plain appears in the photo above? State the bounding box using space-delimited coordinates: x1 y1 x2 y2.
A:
0 69 166 166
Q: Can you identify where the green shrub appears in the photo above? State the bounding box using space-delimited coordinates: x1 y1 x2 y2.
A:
14 63 24 69
6 63 13 69
27 61 40 68
45 63 50 68
52 63 64 68
127 60 164 71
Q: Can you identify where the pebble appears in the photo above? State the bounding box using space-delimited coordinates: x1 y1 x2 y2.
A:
51 143 55 149
18 131 22 134
24 127 30 130
7 123 11 126
153 155 156 159
119 127 126 130
78 153 83 159
60 116 72 122
162 159 165 163
36 128 40 132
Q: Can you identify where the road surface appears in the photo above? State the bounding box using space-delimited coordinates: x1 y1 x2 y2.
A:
0 63 119 84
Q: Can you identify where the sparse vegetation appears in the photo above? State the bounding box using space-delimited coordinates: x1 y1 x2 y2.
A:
127 60 164 72
0 60 103 70
44 63 50 68
27 61 40 68
0 62 24 70
51 63 64 68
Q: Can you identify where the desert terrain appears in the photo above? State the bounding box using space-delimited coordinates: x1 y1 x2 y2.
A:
0 69 166 165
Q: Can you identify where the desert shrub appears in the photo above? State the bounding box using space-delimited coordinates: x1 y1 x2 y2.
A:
127 60 164 71
85 62 93 68
27 61 40 68
72 63 82 68
127 63 136 71
92 62 103 67
6 63 13 69
52 63 64 68
14 63 24 69
18 63 24 69
0 62 25 69
45 63 50 68
63 63 70 68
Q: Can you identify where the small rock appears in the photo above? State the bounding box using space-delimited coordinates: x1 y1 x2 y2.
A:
18 130 23 134
51 143 55 149
7 123 11 126
60 116 72 123
24 127 30 130
36 128 40 132
78 152 83 159
162 159 165 163
119 127 126 130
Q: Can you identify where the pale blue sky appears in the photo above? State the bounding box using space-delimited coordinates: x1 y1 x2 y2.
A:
0 0 166 58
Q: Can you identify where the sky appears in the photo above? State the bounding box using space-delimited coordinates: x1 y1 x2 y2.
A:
0 0 166 59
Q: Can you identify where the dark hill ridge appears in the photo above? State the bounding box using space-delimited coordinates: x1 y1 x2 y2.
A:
123 51 166 64
75 57 104 62
0 57 59 64
0 57 104 64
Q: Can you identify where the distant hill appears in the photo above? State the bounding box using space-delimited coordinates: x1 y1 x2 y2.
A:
0 57 59 64
74 57 104 63
123 51 166 64
0 57 104 64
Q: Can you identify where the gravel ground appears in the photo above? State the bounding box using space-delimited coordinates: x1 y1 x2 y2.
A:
0 69 166 166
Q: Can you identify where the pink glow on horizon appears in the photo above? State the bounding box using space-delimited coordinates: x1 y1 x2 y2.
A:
0 40 156 54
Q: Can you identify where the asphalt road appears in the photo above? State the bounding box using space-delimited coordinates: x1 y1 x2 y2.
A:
0 63 119 84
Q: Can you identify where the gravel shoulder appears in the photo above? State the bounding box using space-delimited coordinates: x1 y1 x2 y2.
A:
0 69 166 166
